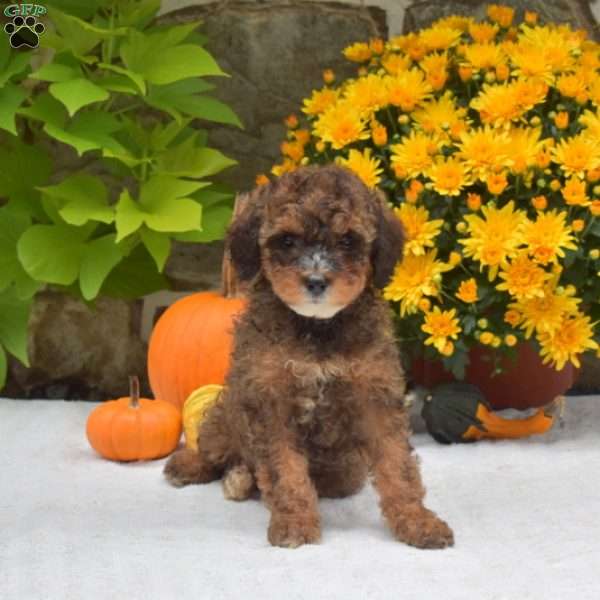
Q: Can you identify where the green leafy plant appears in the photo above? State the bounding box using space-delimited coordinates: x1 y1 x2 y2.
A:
0 0 241 390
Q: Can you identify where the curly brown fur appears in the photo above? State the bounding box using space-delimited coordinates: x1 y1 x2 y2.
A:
164 165 453 549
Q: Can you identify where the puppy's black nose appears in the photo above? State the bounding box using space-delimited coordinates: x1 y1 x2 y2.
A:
304 275 328 296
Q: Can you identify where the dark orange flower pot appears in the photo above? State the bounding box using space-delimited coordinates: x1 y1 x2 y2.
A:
411 342 576 410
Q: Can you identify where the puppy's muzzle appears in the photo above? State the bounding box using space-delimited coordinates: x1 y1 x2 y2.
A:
303 275 329 297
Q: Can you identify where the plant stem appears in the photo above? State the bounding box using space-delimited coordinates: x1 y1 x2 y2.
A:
129 375 140 408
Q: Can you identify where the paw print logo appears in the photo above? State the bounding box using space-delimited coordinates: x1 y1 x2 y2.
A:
4 15 45 49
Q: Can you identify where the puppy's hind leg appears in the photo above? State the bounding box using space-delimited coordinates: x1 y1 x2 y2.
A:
223 464 256 501
164 402 233 488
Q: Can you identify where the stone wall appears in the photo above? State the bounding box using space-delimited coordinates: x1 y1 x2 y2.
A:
7 0 600 398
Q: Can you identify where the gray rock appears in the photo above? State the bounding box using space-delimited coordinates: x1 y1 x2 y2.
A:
8 291 148 399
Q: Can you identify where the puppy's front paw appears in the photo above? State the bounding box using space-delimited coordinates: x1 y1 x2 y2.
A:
390 507 454 549
268 513 321 549
163 448 214 488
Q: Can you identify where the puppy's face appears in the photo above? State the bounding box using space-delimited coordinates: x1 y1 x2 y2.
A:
227 165 404 320
262 207 370 319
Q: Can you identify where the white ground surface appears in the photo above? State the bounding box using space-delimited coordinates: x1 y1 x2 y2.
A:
1 397 599 600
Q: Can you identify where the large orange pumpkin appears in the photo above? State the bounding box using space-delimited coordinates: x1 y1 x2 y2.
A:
148 199 247 411
86 376 182 461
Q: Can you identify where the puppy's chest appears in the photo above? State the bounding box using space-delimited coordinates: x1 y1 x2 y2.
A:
284 356 356 443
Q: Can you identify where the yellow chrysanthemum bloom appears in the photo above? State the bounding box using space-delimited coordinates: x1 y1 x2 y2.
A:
518 25 578 73
381 52 412 76
468 22 499 43
510 286 582 338
313 102 369 150
411 91 468 139
487 3 514 27
421 307 462 353
383 250 453 316
419 26 463 53
343 74 389 118
556 72 588 99
456 125 509 179
427 156 472 196
496 252 551 300
459 201 526 280
343 42 372 63
538 313 599 370
456 278 478 303
512 78 548 112
463 42 506 70
336 148 383 189
562 176 591 206
506 43 554 83
504 126 544 174
302 88 340 116
419 52 449 90
393 204 443 256
433 15 473 32
385 69 433 111
471 82 524 127
271 158 297 177
552 133 600 179
578 108 600 139
521 210 577 265
390 130 439 178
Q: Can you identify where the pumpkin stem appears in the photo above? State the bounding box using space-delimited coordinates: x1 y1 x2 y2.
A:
221 193 246 299
129 375 140 409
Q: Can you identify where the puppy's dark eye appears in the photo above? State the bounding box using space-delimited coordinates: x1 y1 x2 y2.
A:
282 234 296 248
337 232 356 250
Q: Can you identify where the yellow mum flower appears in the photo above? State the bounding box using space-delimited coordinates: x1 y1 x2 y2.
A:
510 286 582 338
538 313 599 370
393 204 443 256
343 42 372 63
302 88 340 116
512 78 548 112
459 200 526 280
487 4 514 28
433 15 473 32
385 69 433 111
471 82 523 127
518 25 578 73
390 130 439 178
521 210 577 265
496 253 551 300
456 125 509 180
336 148 383 189
578 108 600 139
427 156 472 196
343 74 389 117
383 250 453 316
506 43 553 83
411 91 468 139
557 72 588 99
463 42 506 70
562 176 590 206
419 53 449 90
505 126 545 174
469 22 499 43
381 52 412 76
456 278 478 303
419 26 462 53
313 102 369 149
553 133 600 179
421 307 462 353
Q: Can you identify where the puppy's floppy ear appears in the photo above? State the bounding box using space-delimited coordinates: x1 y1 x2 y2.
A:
226 189 264 282
370 190 405 289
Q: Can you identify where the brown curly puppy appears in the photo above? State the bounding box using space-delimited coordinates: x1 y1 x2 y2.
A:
164 165 454 550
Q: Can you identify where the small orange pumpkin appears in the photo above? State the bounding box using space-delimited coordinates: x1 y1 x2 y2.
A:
86 376 182 461
147 197 247 411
